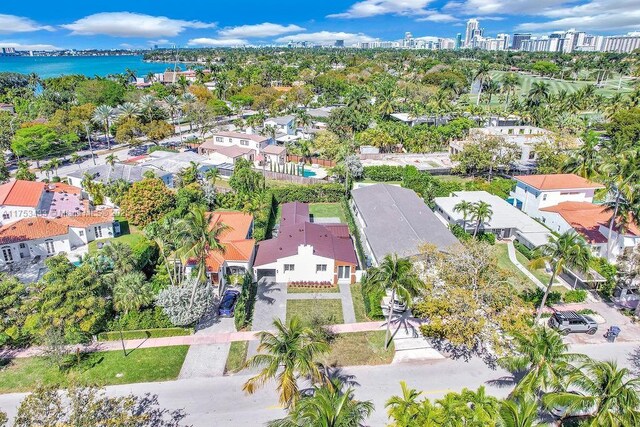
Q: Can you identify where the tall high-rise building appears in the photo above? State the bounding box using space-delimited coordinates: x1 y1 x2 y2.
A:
455 33 462 49
465 19 479 47
602 32 640 53
511 33 531 50
335 40 345 48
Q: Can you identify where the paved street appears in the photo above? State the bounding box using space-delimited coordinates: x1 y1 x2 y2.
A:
0 342 637 426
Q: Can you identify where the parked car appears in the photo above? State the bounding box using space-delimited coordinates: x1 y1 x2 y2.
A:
548 311 598 335
217 289 241 317
381 295 407 313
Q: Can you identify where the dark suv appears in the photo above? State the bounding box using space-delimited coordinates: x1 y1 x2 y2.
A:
548 311 598 335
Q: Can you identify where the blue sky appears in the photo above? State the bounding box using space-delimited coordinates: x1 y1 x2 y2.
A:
0 0 638 50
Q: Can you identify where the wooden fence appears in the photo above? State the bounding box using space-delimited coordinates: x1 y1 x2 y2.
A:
286 155 335 168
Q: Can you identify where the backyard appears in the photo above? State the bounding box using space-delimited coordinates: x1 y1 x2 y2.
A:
494 244 536 293
0 346 189 393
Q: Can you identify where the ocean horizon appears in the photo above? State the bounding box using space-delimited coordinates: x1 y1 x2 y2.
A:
0 55 177 78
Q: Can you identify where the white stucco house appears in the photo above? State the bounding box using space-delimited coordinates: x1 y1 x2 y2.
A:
509 174 605 219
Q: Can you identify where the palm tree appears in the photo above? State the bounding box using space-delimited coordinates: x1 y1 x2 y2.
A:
40 162 52 180
105 154 119 169
69 153 82 170
138 94 157 122
471 201 493 237
501 73 521 107
474 62 491 105
345 86 370 112
243 317 329 408
527 81 550 106
48 158 61 177
112 271 153 355
295 110 312 136
498 395 542 427
532 231 593 323
454 200 474 232
164 94 181 130
483 79 501 104
363 254 423 349
563 130 601 179
204 167 220 186
261 124 277 142
178 205 227 306
386 381 426 426
499 327 586 395
267 378 374 427
543 360 640 426
92 105 115 149
116 102 141 121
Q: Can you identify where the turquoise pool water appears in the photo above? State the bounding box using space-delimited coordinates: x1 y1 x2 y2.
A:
302 169 317 178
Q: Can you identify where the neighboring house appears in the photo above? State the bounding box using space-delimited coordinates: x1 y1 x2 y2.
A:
201 131 270 154
0 103 14 113
142 150 219 176
509 173 604 219
539 202 640 262
391 113 449 127
67 164 173 189
192 211 256 288
253 202 358 284
264 115 296 135
350 184 459 267
0 180 89 226
450 126 554 167
261 144 287 166
0 208 114 267
200 144 256 165
434 190 553 249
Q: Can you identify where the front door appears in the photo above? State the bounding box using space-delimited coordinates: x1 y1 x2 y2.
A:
2 247 13 263
338 265 350 280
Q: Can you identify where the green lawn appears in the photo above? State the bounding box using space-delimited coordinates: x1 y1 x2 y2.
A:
225 341 248 374
435 175 474 184
286 299 344 326
321 331 394 367
309 203 347 223
494 244 537 292
351 283 368 322
88 232 148 253
287 285 340 294
476 71 636 107
513 247 558 286
0 346 188 393
97 327 193 342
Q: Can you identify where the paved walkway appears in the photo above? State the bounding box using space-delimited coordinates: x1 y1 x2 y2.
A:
505 242 546 290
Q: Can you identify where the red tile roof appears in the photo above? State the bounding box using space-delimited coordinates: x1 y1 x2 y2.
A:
54 208 114 227
0 217 69 244
541 202 640 244
0 180 45 207
204 211 255 272
514 174 604 191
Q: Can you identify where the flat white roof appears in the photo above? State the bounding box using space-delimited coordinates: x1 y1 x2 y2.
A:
434 190 552 246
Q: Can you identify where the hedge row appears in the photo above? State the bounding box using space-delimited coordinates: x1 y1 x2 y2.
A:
342 197 366 267
106 306 174 331
234 273 257 330
514 241 534 260
253 192 276 241
363 165 406 182
362 285 385 320
270 183 344 203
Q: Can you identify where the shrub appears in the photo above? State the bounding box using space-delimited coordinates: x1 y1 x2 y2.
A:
288 281 333 288
362 285 385 320
590 257 617 298
362 165 405 182
270 183 344 203
563 289 588 303
514 240 533 260
253 192 276 241
106 306 173 331
449 224 471 242
156 280 214 326
343 197 366 266
234 273 257 330
521 288 562 307
477 232 496 245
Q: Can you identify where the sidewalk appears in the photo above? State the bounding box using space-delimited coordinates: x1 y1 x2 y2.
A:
0 322 387 360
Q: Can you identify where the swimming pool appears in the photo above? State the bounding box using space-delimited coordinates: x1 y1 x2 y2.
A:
302 169 317 178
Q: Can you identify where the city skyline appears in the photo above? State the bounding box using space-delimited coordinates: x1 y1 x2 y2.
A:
0 0 639 51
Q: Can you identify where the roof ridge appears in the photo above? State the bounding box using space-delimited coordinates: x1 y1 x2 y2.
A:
382 184 422 241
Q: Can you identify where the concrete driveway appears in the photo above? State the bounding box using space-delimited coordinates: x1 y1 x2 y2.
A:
558 302 640 345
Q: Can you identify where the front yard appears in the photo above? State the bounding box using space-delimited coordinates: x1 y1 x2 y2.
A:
286 299 344 325
494 244 537 292
320 331 395 367
0 346 188 393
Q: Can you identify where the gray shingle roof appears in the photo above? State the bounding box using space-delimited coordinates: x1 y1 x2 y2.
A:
351 184 458 263
67 164 171 184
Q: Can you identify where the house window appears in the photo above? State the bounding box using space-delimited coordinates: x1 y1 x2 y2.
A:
19 243 26 249
316 264 327 273
528 151 536 160
240 139 249 146
94 226 103 238
215 137 223 142
45 240 55 255
1 247 13 262
228 138 233 143
79 230 84 236
284 264 295 272
543 194 547 201
2 213 9 220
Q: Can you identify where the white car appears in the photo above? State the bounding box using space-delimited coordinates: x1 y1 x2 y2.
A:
381 296 407 313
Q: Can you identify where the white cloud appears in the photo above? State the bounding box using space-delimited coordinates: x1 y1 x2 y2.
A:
187 37 248 47
0 41 60 51
517 11 640 32
443 0 570 15
149 39 170 45
62 12 216 38
275 31 377 45
0 14 54 34
219 23 305 38
328 0 433 18
416 12 459 23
